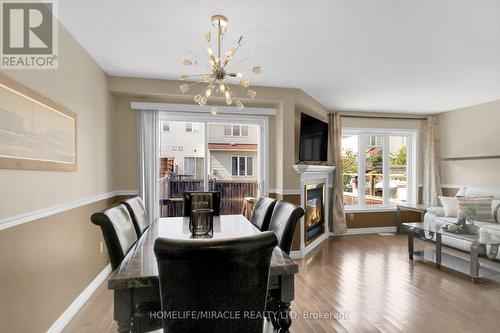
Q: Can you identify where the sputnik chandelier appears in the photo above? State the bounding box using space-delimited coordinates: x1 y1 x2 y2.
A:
178 14 261 114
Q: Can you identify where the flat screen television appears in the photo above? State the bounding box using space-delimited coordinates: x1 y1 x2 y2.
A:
299 113 328 162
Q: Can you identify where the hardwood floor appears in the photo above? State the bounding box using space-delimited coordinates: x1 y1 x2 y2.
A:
64 234 500 332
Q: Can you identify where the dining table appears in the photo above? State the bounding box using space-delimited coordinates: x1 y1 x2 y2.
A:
108 214 299 332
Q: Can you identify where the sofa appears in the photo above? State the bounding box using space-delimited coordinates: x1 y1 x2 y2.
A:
424 185 500 259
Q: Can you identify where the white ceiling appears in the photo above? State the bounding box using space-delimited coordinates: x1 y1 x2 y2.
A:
58 0 500 114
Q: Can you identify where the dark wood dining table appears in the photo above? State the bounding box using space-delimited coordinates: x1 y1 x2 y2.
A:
108 215 299 332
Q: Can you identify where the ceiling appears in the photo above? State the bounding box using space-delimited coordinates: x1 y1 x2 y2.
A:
58 0 500 114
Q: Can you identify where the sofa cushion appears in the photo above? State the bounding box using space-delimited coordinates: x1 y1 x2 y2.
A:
493 201 500 223
439 196 458 217
456 185 500 200
457 196 494 223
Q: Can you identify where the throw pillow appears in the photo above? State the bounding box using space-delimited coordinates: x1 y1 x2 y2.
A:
456 196 494 223
439 196 459 217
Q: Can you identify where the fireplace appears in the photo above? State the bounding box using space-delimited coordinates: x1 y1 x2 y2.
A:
304 183 325 244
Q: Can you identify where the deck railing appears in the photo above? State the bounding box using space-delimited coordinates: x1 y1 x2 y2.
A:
159 177 258 217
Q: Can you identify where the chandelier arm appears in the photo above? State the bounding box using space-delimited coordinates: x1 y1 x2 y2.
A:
187 50 212 71
224 55 249 70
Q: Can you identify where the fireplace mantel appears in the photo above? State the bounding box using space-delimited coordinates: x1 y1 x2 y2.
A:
293 164 336 174
291 164 336 259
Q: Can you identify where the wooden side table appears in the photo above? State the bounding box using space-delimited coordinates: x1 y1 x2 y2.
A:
396 204 427 233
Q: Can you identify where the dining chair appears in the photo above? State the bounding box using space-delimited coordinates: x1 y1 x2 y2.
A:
250 196 277 231
122 196 150 238
268 200 305 255
153 231 278 333
90 204 138 270
182 191 221 216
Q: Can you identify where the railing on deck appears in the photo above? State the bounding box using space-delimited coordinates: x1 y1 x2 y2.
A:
159 177 258 217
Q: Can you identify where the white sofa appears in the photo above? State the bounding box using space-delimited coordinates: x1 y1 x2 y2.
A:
424 185 500 259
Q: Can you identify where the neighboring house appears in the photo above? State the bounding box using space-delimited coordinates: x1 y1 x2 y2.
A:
159 121 258 181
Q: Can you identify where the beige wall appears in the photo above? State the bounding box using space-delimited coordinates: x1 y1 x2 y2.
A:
0 24 115 332
439 99 500 186
0 27 113 219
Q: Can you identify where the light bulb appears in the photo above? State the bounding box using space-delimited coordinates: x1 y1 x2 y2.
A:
210 59 215 67
236 73 243 79
220 84 225 93
252 66 262 74
240 79 250 88
205 88 212 97
211 106 218 115
182 59 192 66
204 30 211 42
235 100 244 110
226 98 232 106
246 89 256 99
194 95 202 103
224 90 231 99
179 83 190 93
208 48 214 56
200 96 207 106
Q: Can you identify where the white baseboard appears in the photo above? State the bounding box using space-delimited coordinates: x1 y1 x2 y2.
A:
46 264 112 333
0 190 138 231
343 226 397 235
289 251 302 259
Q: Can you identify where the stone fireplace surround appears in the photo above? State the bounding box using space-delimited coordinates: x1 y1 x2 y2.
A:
292 164 336 258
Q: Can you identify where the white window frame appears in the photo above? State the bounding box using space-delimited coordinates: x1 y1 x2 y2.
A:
343 127 418 211
231 155 253 176
185 122 200 133
223 124 249 137
159 112 268 196
184 156 204 177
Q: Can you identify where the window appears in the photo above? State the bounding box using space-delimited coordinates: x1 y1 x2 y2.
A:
224 124 248 137
162 121 170 132
185 122 200 132
184 157 204 178
231 156 253 176
364 135 382 147
341 129 417 209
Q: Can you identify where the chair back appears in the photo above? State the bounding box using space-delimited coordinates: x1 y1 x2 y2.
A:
122 196 150 237
182 191 221 216
91 204 138 270
154 232 277 333
250 196 277 231
268 200 305 255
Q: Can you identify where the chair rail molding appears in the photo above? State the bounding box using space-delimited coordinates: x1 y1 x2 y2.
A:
0 190 138 231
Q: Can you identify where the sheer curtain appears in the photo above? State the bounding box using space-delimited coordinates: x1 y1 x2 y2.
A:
138 110 160 220
421 115 442 207
329 113 347 234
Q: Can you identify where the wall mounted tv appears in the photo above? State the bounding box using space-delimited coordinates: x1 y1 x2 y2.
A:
299 113 329 162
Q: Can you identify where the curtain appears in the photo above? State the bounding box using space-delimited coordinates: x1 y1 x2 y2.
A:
138 110 160 219
421 115 442 207
328 113 347 234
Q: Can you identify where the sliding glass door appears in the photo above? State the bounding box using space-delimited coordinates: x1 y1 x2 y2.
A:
158 113 267 217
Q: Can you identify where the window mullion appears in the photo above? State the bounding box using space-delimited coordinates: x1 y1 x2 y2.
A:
382 134 390 207
358 135 366 207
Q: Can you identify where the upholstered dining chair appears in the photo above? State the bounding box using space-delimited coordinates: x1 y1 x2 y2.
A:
182 191 221 216
250 196 277 231
122 196 150 238
154 231 278 333
91 204 161 332
90 204 138 270
268 200 305 255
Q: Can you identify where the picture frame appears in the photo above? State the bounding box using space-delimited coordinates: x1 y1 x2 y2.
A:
0 73 77 171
